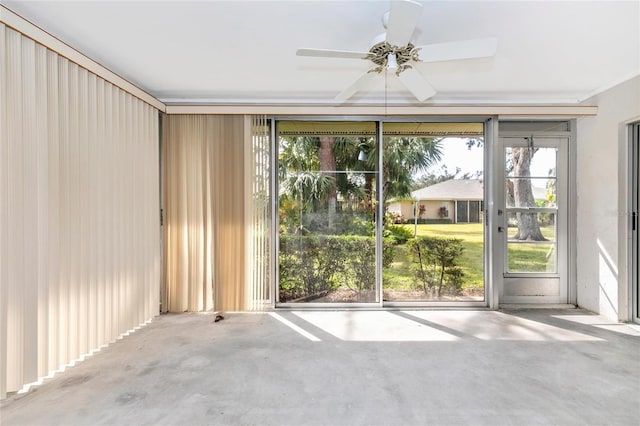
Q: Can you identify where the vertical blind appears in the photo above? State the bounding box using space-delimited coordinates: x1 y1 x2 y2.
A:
163 115 270 312
245 115 271 310
0 24 161 397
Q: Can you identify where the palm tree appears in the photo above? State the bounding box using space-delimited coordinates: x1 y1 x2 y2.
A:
278 134 443 227
278 136 333 215
382 137 443 205
318 136 337 227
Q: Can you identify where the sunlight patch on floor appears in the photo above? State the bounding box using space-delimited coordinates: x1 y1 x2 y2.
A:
551 314 640 337
269 312 322 341
402 311 604 341
292 311 459 342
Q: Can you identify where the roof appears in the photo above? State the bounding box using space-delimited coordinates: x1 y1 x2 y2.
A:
411 179 484 201
410 178 548 201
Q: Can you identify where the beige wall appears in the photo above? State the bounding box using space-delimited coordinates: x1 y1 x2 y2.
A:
0 24 160 397
420 201 454 220
387 201 415 220
577 75 640 321
388 200 454 221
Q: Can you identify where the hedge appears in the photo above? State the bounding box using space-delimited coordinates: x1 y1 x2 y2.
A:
279 234 393 302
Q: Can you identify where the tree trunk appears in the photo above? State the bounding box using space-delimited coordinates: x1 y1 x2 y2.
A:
318 137 337 228
437 263 445 298
511 147 547 241
364 174 373 213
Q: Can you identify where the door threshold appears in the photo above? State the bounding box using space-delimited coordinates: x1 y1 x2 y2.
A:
499 303 577 310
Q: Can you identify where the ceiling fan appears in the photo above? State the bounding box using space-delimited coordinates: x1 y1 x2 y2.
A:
296 0 497 102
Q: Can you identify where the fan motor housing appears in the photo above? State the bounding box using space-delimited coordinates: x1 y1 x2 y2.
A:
365 42 421 75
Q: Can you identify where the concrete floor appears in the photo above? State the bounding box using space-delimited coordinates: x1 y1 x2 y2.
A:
1 309 639 425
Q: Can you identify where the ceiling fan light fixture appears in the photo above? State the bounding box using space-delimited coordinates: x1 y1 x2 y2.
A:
386 53 399 71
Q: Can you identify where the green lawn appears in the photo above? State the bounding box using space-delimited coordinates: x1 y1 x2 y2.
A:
507 224 556 273
384 223 555 291
384 223 485 291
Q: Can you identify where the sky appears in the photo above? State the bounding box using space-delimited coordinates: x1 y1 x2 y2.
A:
432 138 483 177
431 137 556 179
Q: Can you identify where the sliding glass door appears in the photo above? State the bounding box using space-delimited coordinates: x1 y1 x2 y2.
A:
274 120 489 306
276 121 380 304
382 126 485 302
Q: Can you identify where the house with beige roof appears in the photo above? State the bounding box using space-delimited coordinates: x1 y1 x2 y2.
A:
388 179 546 223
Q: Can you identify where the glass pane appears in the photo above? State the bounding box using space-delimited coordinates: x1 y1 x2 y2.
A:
508 243 556 273
456 200 468 223
506 147 557 178
507 212 556 242
506 177 556 208
506 212 557 273
383 134 484 302
469 201 481 223
499 121 569 133
278 131 379 303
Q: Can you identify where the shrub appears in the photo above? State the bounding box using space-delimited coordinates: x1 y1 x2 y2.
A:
279 235 340 301
408 236 464 297
278 234 383 301
384 211 405 224
382 237 395 268
384 224 414 245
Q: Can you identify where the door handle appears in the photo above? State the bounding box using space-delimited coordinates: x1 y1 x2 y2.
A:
498 226 504 233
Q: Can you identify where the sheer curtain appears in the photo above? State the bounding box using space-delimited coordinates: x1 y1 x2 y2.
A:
162 115 271 313
0 24 161 397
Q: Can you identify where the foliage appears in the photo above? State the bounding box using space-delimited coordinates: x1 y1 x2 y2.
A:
280 210 375 236
382 137 443 203
383 224 483 292
408 236 465 297
278 135 444 221
385 211 405 224
535 200 555 226
338 214 375 236
279 234 392 301
279 235 341 300
383 224 414 245
411 165 482 191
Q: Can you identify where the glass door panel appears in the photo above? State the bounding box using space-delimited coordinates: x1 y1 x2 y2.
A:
499 135 568 303
507 212 557 273
382 130 485 302
276 122 379 304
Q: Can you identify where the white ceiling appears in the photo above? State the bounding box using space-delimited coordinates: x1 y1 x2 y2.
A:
2 0 639 105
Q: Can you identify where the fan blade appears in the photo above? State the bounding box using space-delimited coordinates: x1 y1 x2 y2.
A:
396 67 436 102
335 72 379 101
296 48 369 59
415 37 498 63
386 0 423 47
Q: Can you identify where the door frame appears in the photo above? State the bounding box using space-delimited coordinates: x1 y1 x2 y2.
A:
272 116 493 308
493 122 575 306
630 122 639 322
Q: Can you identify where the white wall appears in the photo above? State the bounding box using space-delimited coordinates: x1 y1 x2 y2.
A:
576 75 640 321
